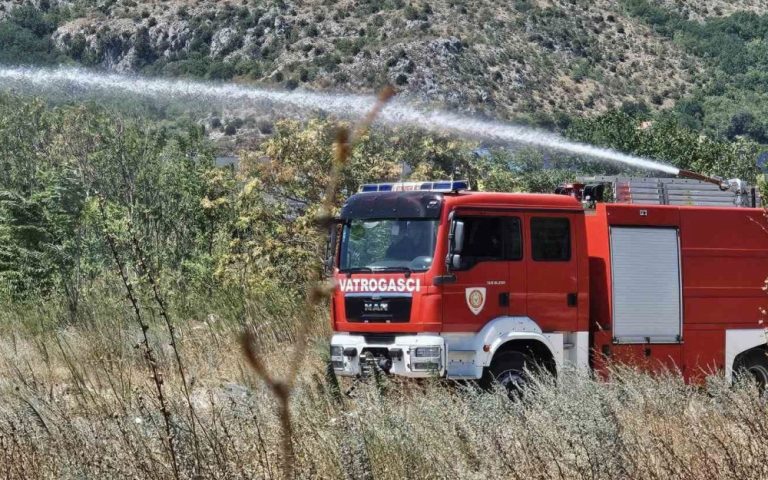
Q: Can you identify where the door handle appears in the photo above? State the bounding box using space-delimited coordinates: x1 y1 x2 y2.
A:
567 293 578 307
499 292 509 307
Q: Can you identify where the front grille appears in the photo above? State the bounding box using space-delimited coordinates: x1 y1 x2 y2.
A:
363 334 396 344
345 295 411 323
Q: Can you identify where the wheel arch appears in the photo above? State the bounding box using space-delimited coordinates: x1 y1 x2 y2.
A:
725 329 768 381
733 345 768 389
478 316 559 374
735 344 767 361
492 338 558 375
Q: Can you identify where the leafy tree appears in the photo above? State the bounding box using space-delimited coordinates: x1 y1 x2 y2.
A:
727 111 767 142
567 109 760 180
0 94 220 309
0 3 68 65
624 1 768 142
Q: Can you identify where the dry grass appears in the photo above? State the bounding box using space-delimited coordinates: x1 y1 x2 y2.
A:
0 286 767 479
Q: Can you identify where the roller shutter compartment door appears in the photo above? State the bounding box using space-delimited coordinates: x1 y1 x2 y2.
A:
610 227 682 343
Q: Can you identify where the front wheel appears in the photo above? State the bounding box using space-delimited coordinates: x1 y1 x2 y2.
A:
486 350 535 397
734 349 768 392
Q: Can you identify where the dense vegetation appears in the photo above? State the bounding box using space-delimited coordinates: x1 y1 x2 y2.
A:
623 0 768 142
0 3 70 65
0 94 758 309
3 317 767 479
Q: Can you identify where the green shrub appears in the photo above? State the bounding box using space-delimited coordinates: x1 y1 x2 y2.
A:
0 3 69 65
206 61 236 80
8 4 57 36
0 21 57 64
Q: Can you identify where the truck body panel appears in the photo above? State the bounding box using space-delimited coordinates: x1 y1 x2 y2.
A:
586 203 768 381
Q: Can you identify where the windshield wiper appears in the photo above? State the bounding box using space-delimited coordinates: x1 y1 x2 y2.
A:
342 266 415 277
342 267 374 275
374 266 412 273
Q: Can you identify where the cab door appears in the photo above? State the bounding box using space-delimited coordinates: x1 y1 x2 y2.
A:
525 214 579 332
441 213 526 332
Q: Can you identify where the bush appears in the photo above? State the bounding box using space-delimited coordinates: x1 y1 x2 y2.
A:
0 3 67 65
206 61 235 79
567 109 760 180
0 21 57 65
8 4 57 36
305 24 319 37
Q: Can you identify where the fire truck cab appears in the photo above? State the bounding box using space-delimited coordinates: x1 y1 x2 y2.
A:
329 179 768 389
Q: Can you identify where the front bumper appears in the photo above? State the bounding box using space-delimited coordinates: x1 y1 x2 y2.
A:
330 333 445 378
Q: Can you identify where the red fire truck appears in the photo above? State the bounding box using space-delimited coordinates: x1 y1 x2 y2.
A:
329 177 768 390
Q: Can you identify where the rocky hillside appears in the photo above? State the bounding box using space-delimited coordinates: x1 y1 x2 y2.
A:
3 0 768 140
44 0 704 119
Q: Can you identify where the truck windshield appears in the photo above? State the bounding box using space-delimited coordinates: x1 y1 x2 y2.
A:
339 219 439 272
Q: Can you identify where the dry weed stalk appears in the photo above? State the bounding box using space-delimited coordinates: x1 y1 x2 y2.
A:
129 228 203 469
96 193 181 480
241 85 395 479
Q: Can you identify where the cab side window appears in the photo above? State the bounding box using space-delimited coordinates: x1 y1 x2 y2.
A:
461 217 504 261
455 216 522 269
531 217 571 261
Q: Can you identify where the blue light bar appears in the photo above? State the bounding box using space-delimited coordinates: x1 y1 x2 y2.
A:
358 180 470 193
452 180 469 190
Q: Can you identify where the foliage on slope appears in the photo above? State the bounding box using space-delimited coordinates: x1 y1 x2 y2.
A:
624 0 768 143
3 0 768 146
0 0 700 120
0 94 758 307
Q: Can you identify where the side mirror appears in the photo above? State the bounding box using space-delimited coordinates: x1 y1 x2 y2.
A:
446 220 465 272
452 220 465 254
451 254 462 270
323 219 342 276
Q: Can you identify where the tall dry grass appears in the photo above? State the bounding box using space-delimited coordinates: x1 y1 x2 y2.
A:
0 283 766 479
1 90 766 479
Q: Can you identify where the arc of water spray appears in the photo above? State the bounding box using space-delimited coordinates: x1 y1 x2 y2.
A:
0 65 679 175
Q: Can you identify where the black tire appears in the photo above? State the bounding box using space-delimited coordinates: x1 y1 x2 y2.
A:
486 350 535 397
734 349 768 392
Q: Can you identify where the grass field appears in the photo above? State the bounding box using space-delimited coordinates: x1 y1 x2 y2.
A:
0 281 766 480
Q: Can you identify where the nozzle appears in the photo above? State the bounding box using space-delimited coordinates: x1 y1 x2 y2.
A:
677 169 729 190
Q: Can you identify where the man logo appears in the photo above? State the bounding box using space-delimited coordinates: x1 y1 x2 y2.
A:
465 287 486 315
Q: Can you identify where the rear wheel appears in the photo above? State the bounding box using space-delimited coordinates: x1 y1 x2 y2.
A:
734 349 768 392
487 350 535 397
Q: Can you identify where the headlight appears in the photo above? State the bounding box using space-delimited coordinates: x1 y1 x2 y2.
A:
414 346 441 357
330 345 343 357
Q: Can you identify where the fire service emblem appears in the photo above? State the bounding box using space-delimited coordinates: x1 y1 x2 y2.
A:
465 287 486 315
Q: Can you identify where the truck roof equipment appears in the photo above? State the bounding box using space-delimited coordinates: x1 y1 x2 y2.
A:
359 180 469 193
